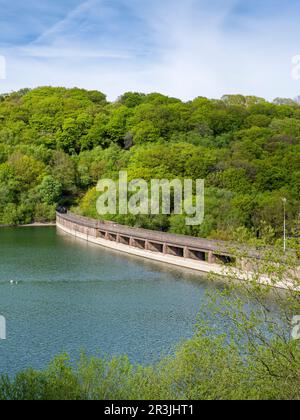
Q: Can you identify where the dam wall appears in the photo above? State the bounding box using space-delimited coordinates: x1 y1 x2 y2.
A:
56 212 297 290
56 212 234 276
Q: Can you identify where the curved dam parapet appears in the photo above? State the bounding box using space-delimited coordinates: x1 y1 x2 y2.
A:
56 212 299 290
56 212 236 276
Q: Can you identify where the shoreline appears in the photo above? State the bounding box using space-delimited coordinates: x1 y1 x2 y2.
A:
0 222 56 228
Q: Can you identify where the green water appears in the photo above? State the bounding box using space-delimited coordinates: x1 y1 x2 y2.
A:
0 227 225 376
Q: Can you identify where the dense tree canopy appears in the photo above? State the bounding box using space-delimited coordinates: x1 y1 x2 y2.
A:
0 87 299 243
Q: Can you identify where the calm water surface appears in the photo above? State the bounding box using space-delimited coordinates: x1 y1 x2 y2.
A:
0 227 225 376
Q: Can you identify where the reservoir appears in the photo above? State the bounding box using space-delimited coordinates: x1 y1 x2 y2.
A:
0 227 225 376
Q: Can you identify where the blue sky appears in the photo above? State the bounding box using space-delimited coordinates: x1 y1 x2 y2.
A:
0 0 299 100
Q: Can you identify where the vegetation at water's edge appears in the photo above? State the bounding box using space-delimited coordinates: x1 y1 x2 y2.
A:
0 332 299 401
1 87 300 244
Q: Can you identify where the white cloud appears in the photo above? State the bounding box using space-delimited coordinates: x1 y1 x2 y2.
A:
0 0 299 100
31 0 100 44
135 0 300 100
15 46 131 60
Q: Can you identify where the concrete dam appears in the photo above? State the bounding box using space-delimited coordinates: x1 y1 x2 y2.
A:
56 212 247 277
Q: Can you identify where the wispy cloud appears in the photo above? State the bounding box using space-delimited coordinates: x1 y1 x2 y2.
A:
14 46 131 60
11 0 152 60
0 0 299 100
31 0 99 44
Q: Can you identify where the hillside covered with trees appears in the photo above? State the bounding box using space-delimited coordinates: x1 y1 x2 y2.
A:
1 87 300 243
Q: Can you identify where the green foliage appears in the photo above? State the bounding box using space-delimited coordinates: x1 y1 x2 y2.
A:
38 176 62 205
1 320 298 400
0 88 299 399
0 87 299 238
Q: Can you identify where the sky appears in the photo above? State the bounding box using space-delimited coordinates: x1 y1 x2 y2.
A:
0 0 300 101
